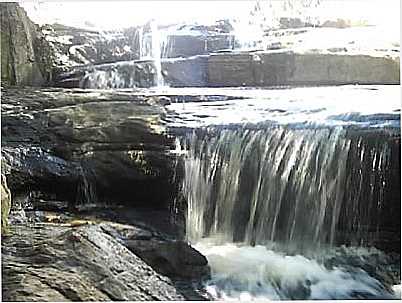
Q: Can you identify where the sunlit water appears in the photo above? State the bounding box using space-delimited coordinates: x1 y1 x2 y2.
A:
173 85 400 300
167 85 400 128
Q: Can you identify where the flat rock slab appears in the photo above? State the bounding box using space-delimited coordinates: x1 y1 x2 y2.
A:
1 223 186 301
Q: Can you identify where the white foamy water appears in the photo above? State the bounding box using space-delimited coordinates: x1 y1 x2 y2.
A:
195 240 399 300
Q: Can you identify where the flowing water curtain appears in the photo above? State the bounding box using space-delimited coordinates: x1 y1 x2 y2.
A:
183 126 393 249
138 20 166 86
339 134 394 246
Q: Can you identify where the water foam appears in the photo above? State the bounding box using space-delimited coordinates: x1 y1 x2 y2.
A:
195 239 398 300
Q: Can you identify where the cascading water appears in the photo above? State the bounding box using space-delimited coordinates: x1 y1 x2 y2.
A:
179 125 400 300
79 19 166 89
139 19 165 87
76 164 98 207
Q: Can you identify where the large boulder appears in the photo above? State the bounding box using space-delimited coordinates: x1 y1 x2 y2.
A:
1 224 186 301
100 222 210 280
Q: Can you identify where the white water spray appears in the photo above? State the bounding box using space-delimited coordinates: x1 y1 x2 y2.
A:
180 125 399 300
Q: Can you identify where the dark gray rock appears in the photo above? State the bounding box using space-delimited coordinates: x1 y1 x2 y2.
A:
162 34 234 59
1 88 179 210
98 222 210 280
1 223 186 301
126 239 210 280
208 52 255 87
0 3 52 86
163 56 209 87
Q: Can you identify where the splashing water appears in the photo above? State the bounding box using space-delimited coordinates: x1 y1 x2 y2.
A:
194 240 398 300
180 125 400 300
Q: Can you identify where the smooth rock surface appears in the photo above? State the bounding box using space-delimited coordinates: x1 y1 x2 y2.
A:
208 51 400 87
1 223 186 301
99 221 210 280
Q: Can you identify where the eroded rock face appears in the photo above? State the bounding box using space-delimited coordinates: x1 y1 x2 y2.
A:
1 223 186 301
0 3 52 86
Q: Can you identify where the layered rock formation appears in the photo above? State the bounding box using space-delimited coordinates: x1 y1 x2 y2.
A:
1 88 178 209
208 51 400 86
53 51 400 89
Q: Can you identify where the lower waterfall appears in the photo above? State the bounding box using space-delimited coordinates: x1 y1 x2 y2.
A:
179 125 400 300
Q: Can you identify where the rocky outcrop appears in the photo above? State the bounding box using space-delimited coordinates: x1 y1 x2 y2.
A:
2 223 188 301
1 88 179 210
54 50 400 89
0 3 53 86
43 23 141 75
0 3 141 87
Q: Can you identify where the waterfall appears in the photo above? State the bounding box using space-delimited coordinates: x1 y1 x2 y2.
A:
180 125 399 300
140 19 164 87
76 165 97 207
181 126 394 250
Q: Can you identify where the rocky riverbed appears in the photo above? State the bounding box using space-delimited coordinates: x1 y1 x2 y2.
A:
1 83 401 300
0 86 215 300
1 2 401 301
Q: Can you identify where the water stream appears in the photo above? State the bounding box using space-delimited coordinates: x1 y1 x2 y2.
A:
178 103 400 299
140 19 165 87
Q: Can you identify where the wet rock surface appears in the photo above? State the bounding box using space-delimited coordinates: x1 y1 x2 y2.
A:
55 50 400 89
1 87 178 208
